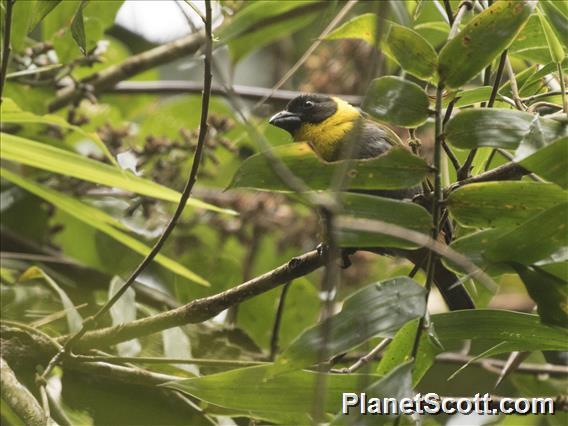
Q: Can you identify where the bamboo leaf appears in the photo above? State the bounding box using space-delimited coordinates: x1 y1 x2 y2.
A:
447 182 567 228
164 364 379 423
438 0 536 89
273 277 426 373
1 98 116 164
338 193 431 249
363 76 431 127
228 143 431 191
326 14 438 81
445 109 568 150
19 266 83 333
0 133 234 215
513 264 568 328
519 137 568 189
1 168 209 286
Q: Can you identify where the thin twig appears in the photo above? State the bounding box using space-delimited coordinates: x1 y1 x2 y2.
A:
312 207 341 424
1 358 48 426
269 281 292 361
0 0 14 104
58 249 326 351
252 0 358 110
495 149 544 182
505 56 526 110
48 31 206 111
40 1 214 379
71 354 266 367
522 90 566 104
447 1 472 40
557 63 568 114
452 160 529 188
110 80 362 105
442 98 461 172
335 338 392 374
458 50 508 180
443 0 454 26
410 84 445 360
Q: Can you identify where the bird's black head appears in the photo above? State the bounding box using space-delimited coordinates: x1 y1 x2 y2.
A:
269 94 338 135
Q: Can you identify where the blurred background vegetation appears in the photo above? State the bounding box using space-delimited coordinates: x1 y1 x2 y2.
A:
1 1 567 425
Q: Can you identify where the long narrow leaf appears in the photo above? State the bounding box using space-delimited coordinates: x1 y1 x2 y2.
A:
1 168 209 286
0 133 234 215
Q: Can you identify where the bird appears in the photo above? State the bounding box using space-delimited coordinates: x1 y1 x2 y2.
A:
269 93 475 311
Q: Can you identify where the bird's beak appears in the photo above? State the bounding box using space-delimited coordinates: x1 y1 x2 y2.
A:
268 110 301 134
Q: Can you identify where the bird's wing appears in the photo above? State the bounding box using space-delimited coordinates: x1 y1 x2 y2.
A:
349 118 403 160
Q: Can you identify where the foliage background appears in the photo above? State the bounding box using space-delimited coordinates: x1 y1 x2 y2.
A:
0 1 567 425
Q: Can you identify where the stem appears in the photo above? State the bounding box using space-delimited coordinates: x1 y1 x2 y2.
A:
459 50 508 180
443 0 454 25
60 250 326 351
269 281 292 360
505 56 526 110
410 84 444 360
312 207 340 424
557 63 567 114
442 98 461 172
337 338 392 374
71 354 266 367
0 0 14 104
41 0 214 377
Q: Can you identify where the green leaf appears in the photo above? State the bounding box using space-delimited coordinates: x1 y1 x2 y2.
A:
452 86 493 108
519 137 568 189
446 228 512 276
540 0 568 48
326 14 438 81
228 143 431 191
438 0 536 89
1 168 209 286
485 203 568 265
1 98 116 164
163 364 379 421
363 76 430 127
274 277 426 373
445 109 568 150
0 133 233 215
447 182 567 228
378 310 568 383
537 9 565 63
70 1 87 55
19 266 83 333
333 363 414 425
509 15 552 64
28 0 63 32
376 321 437 385
338 193 431 249
218 0 320 42
513 264 568 328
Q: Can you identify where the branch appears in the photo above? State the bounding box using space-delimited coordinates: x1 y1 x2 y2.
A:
109 80 363 106
453 161 530 188
48 30 206 112
38 2 214 378
0 0 14 104
411 83 445 359
1 358 48 426
57 249 324 350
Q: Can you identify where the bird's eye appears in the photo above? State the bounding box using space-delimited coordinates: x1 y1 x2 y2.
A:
304 100 314 109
